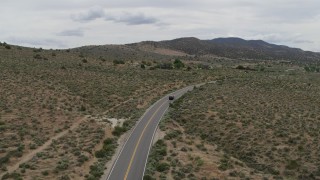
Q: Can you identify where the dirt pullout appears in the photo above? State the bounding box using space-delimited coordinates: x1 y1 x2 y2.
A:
153 48 188 56
152 127 165 145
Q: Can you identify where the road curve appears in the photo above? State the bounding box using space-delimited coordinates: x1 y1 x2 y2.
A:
107 84 199 180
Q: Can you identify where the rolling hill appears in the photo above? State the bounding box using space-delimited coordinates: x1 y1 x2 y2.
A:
128 37 320 62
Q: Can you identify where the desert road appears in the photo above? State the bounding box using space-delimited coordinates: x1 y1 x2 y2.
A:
106 84 203 180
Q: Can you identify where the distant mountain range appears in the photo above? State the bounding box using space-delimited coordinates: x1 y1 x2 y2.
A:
3 37 320 63
128 37 320 62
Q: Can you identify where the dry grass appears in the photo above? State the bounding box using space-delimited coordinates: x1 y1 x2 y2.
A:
0 44 216 179
146 67 320 179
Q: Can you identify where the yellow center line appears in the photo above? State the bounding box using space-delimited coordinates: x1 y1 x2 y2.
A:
123 101 167 180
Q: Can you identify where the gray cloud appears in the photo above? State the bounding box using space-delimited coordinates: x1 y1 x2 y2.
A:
57 29 84 37
293 40 314 44
106 13 158 25
72 7 105 22
243 33 316 50
72 7 159 25
0 0 320 51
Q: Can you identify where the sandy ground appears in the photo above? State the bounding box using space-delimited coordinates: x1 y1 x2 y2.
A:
107 118 126 128
152 127 165 145
0 115 89 179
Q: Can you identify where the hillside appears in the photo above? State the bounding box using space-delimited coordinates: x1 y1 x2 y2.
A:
129 37 320 62
145 69 320 179
1 38 320 180
0 42 215 180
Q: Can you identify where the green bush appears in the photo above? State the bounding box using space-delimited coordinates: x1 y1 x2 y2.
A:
156 63 173 69
59 175 71 180
94 138 117 158
5 45 11 49
33 54 42 59
0 155 10 165
305 65 320 72
1 172 22 180
87 163 104 179
94 150 106 158
156 162 170 172
218 155 233 171
42 170 49 176
113 60 125 65
286 160 300 170
55 158 69 171
143 174 155 180
112 126 126 136
173 59 185 69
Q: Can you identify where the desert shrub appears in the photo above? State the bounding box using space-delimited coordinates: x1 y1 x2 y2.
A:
218 155 233 171
286 160 300 170
99 56 106 62
144 140 167 177
87 162 104 180
59 175 70 180
164 130 182 140
1 172 22 180
33 48 43 52
94 138 117 158
174 59 185 69
156 162 170 172
305 65 320 72
112 126 126 136
113 60 125 65
77 154 89 163
42 170 49 176
0 155 10 165
94 150 105 158
143 175 155 180
79 105 86 111
5 45 11 49
55 158 69 171
197 64 210 69
156 63 173 69
33 54 42 59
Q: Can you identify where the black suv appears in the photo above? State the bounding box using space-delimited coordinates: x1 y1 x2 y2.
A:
169 95 174 100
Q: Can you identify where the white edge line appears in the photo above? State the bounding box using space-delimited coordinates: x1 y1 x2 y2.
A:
106 97 161 180
107 84 200 180
106 88 182 180
141 87 192 180
141 105 169 180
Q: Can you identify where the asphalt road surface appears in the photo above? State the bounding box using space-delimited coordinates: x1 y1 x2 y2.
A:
107 84 199 180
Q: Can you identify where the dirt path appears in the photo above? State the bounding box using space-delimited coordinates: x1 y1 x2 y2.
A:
0 115 89 178
0 84 178 178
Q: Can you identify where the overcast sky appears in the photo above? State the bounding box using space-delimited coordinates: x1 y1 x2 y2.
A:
1 0 319 51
